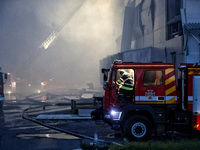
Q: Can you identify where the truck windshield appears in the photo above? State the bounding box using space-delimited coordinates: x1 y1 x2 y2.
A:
107 70 112 82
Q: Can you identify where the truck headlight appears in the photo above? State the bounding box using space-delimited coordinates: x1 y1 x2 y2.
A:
110 110 122 120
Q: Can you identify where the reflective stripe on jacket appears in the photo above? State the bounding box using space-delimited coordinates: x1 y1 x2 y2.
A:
117 73 133 91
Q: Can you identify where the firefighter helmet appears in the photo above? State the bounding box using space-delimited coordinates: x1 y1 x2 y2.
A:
119 69 126 75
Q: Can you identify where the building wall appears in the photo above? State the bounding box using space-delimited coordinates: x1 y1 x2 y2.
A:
101 0 200 73
99 0 200 86
121 6 134 51
182 0 200 63
127 0 167 50
184 0 200 23
165 36 183 66
120 0 184 65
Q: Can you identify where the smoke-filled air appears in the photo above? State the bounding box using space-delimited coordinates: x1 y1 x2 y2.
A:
0 0 126 94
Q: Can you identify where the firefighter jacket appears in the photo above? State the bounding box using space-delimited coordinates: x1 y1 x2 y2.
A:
117 73 133 91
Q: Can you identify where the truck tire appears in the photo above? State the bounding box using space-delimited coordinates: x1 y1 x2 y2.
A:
124 115 152 141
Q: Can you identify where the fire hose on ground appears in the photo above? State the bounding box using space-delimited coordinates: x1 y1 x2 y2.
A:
22 106 122 147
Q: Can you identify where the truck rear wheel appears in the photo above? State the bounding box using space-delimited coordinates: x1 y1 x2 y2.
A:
124 115 152 141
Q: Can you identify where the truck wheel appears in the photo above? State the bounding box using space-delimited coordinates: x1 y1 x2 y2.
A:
124 115 152 141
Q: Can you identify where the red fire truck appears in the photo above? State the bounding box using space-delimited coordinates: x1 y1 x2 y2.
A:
0 68 7 109
92 60 200 141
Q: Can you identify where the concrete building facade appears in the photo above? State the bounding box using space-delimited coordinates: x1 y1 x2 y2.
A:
101 0 200 70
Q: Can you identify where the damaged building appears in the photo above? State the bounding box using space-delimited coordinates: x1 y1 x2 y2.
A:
100 0 200 71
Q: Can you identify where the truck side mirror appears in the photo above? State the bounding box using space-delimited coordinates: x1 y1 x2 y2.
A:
103 81 108 90
101 68 106 73
101 68 109 81
4 73 7 80
103 73 108 81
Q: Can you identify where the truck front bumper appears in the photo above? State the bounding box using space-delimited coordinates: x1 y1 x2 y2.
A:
104 110 122 131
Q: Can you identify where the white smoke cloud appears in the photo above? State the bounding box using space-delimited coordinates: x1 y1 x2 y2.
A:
34 0 125 89
1 0 126 94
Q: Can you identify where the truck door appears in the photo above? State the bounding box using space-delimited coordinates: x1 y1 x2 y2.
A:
140 70 165 104
116 68 135 103
110 69 117 106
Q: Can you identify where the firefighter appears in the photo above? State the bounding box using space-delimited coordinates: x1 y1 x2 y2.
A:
117 69 134 102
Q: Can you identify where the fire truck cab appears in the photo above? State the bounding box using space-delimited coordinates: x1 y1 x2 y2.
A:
98 60 200 141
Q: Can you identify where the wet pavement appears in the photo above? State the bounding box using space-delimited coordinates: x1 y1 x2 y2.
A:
0 94 124 150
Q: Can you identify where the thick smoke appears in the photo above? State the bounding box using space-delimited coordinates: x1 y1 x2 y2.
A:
0 0 126 94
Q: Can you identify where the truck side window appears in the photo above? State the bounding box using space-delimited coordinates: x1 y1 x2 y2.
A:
116 69 135 103
143 70 163 86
